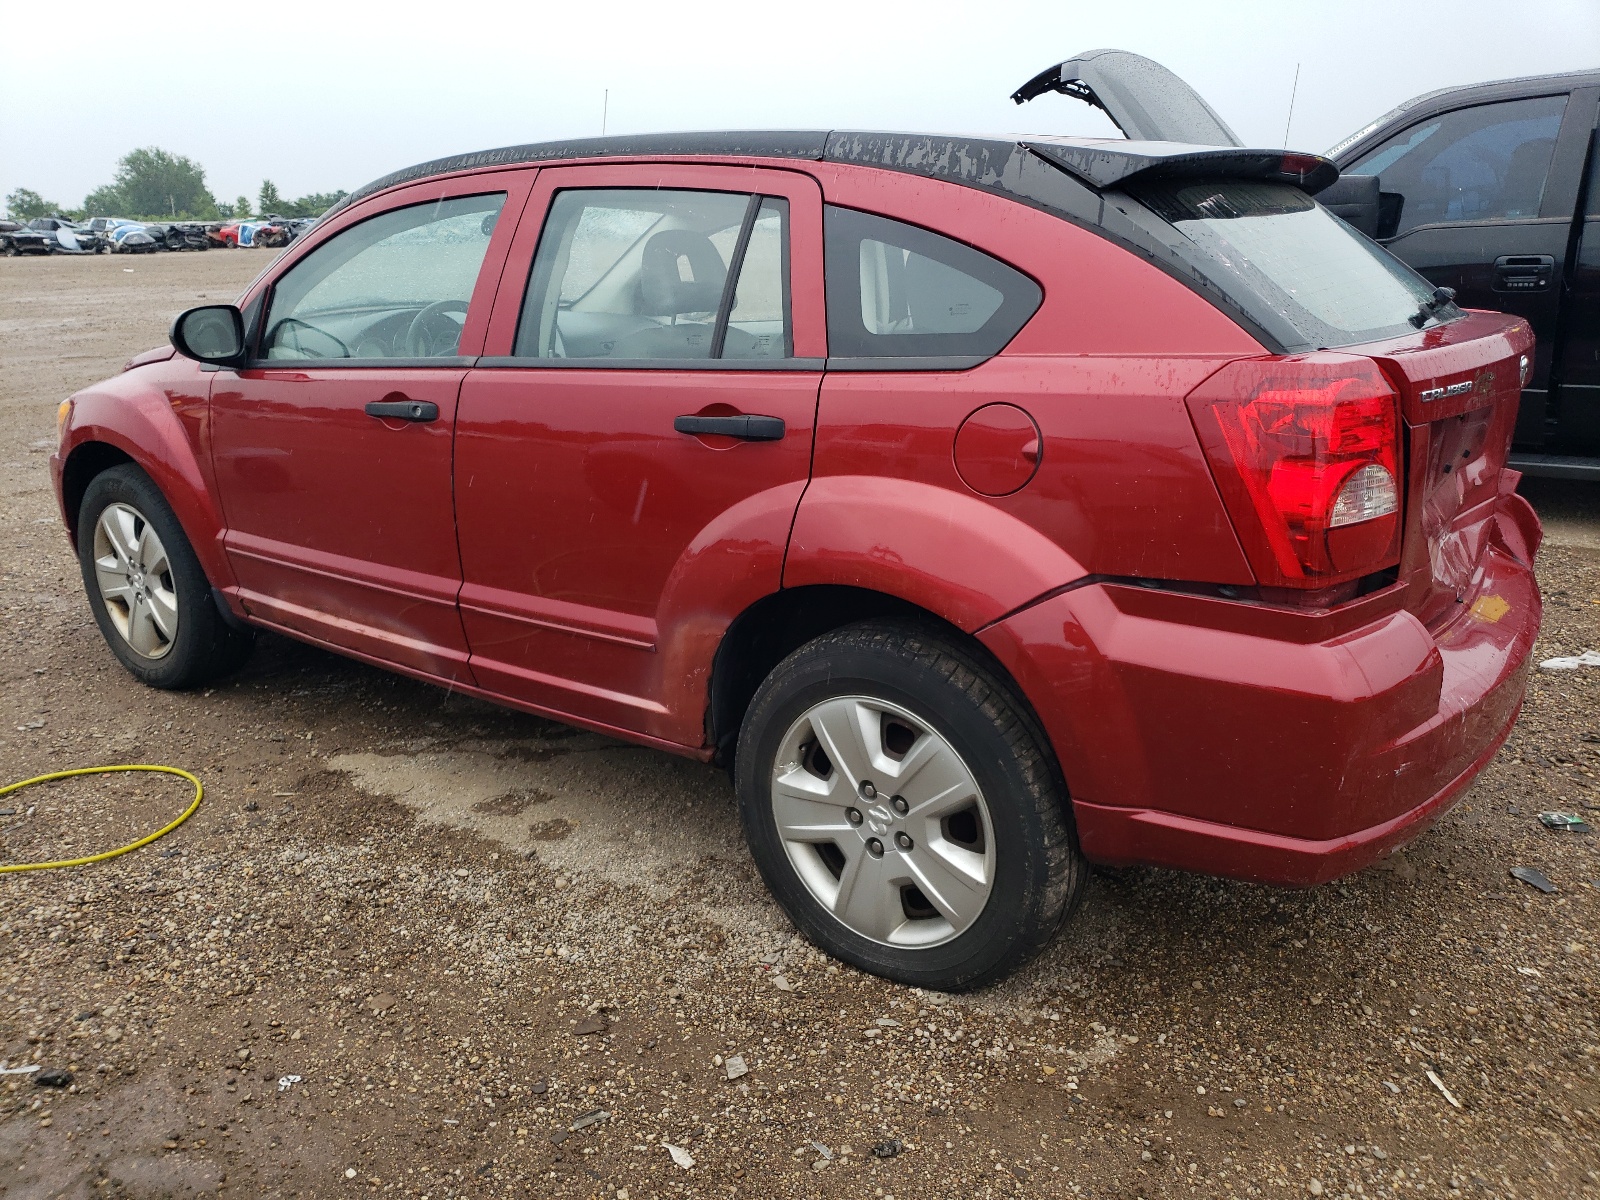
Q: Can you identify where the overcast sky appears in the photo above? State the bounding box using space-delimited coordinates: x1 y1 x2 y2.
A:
3 0 1596 212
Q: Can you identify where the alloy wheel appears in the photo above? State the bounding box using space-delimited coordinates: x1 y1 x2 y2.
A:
92 502 179 659
770 695 995 948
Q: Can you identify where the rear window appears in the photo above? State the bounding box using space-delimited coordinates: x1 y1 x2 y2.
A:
1131 179 1452 348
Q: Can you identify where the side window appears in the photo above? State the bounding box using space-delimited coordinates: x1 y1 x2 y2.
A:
261 193 505 361
514 189 791 361
823 206 1041 360
1349 95 1568 238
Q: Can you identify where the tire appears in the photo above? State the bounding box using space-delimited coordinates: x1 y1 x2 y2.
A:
735 620 1085 990
77 464 253 689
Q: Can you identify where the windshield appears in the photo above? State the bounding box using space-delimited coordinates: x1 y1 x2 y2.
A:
1131 179 1454 348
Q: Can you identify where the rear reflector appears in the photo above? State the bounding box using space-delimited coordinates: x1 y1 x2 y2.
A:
1187 355 1403 589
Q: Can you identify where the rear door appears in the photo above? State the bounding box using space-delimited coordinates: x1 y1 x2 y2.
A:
1343 90 1593 447
455 163 825 742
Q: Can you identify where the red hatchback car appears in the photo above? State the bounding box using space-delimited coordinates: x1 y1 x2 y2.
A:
53 125 1542 989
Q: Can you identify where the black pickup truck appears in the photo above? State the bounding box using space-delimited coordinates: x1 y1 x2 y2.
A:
1014 52 1600 478
1326 70 1600 479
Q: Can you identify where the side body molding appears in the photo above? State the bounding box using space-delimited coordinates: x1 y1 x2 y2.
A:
783 476 1087 633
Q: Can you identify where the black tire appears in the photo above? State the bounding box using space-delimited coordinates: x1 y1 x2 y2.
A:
735 620 1085 990
77 464 253 689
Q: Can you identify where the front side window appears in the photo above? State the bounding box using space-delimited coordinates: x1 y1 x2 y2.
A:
823 206 1041 359
515 189 791 361
1348 95 1568 238
261 193 505 361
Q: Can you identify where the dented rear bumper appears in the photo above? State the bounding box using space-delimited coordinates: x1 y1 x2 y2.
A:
980 486 1542 886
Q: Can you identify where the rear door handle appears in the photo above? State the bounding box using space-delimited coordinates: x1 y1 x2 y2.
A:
673 414 786 441
365 398 439 422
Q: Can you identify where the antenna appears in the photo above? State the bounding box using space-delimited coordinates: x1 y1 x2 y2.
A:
1282 63 1301 149
602 89 609 137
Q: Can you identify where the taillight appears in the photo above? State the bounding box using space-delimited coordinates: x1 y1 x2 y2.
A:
1187 355 1403 588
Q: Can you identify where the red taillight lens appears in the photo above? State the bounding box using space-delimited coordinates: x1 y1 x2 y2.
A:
1187 355 1403 588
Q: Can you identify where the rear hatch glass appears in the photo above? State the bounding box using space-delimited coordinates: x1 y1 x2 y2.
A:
1130 179 1455 350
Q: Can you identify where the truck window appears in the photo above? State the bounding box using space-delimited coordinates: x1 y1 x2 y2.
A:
1348 95 1568 238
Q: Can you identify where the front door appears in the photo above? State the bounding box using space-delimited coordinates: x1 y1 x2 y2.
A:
211 179 526 680
455 164 825 744
1343 92 1586 446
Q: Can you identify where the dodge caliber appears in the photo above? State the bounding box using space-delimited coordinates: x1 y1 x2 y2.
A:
52 114 1542 989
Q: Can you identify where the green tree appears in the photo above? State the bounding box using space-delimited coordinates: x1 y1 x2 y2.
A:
4 188 59 220
92 148 219 219
258 180 284 216
234 195 253 219
284 189 347 217
83 183 127 216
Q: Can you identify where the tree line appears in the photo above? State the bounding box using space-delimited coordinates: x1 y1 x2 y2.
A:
4 147 346 223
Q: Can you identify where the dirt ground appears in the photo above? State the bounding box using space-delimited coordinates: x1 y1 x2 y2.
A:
1 251 1597 1200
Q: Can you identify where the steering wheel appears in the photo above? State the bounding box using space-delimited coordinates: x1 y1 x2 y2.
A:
405 300 469 358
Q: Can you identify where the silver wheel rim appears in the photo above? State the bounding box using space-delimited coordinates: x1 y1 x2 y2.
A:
770 695 995 948
92 502 179 659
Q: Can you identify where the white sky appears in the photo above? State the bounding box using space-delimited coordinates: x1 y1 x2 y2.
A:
2 0 1595 211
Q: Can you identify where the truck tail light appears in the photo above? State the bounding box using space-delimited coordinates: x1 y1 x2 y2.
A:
1187 355 1403 589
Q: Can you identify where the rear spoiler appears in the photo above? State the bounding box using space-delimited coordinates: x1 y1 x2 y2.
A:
1022 139 1340 196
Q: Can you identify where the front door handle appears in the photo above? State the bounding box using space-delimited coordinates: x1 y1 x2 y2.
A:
674 414 785 442
365 398 439 422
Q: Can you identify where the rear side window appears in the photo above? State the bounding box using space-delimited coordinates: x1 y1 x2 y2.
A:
1347 95 1567 237
1132 179 1447 349
514 188 791 362
823 206 1040 360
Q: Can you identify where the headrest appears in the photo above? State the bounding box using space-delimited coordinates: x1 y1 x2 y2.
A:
639 229 727 316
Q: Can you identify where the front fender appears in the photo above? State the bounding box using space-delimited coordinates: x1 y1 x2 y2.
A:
783 476 1087 632
54 364 235 592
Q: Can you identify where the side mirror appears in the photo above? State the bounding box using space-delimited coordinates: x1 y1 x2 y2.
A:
171 304 246 366
1317 173 1381 238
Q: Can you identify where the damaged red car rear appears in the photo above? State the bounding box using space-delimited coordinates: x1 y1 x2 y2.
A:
52 88 1541 989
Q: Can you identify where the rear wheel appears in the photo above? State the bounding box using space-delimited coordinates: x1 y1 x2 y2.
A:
77 464 253 689
735 621 1085 990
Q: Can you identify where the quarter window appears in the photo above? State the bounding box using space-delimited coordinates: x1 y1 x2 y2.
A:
514 189 791 361
823 206 1041 360
1348 95 1568 238
261 193 505 361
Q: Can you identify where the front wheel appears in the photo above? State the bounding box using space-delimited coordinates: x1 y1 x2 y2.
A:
735 621 1085 990
77 464 253 689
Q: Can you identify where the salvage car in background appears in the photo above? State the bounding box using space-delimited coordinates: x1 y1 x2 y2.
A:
52 65 1543 988
86 217 159 254
1 219 55 255
27 216 106 254
143 222 210 251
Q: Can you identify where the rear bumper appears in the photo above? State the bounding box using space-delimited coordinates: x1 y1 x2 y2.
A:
980 493 1542 886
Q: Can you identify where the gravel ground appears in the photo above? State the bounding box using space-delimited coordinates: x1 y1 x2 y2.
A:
1 251 1597 1200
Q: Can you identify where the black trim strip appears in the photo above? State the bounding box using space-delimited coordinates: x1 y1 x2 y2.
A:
824 355 989 372
711 195 763 359
235 356 479 370
473 356 824 371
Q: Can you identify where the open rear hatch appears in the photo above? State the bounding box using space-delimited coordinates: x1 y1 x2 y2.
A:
1012 48 1244 147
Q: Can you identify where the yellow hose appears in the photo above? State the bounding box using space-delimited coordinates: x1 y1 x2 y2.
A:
0 765 203 873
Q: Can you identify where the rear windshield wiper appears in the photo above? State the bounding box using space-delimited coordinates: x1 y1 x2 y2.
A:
1408 286 1457 329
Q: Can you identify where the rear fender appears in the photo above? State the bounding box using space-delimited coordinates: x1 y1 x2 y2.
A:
57 369 235 592
784 476 1087 632
651 481 809 745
